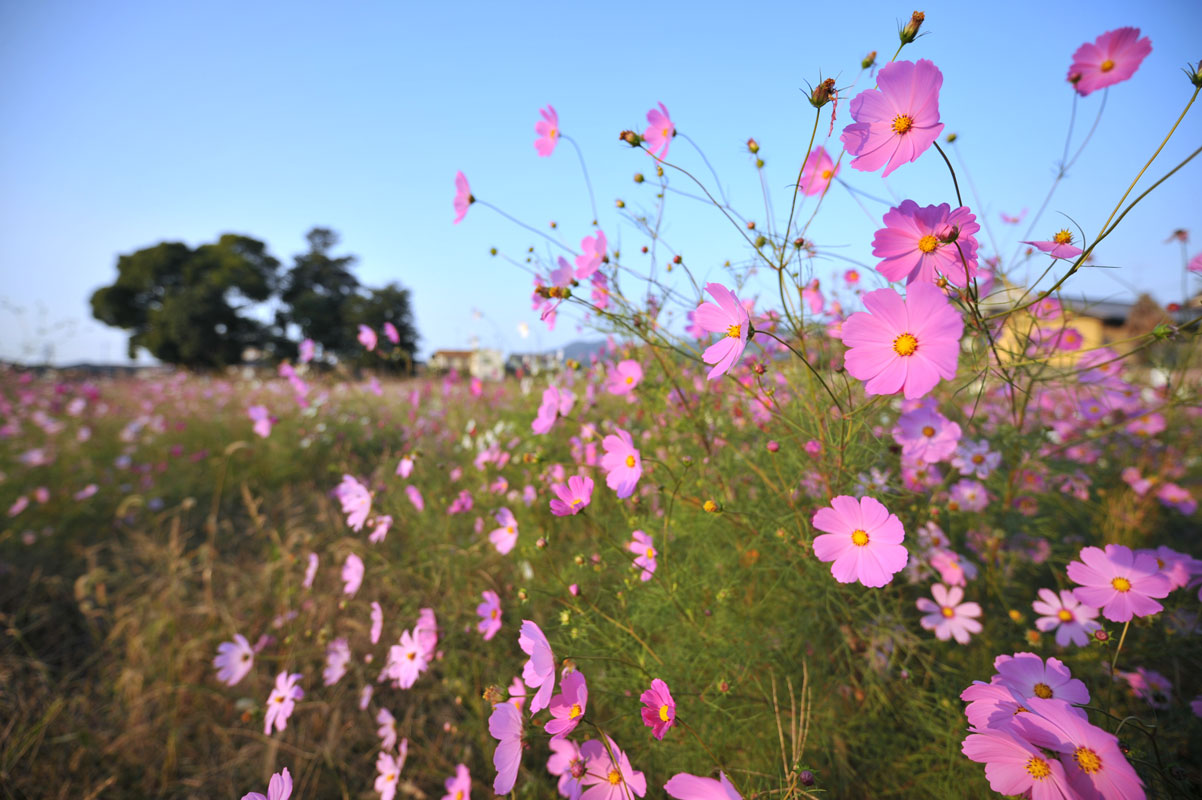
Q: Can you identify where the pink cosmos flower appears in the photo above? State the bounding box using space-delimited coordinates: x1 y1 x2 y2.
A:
322 637 351 686
643 102 674 159
892 404 961 463
600 427 642 499
547 738 587 800
640 678 676 740
241 767 293 800
441 764 472 800
415 607 438 659
917 583 982 644
535 105 560 157
1116 666 1172 709
664 773 742 800
961 728 1075 800
303 552 318 589
453 171 474 224
627 530 657 581
992 652 1089 705
298 338 315 363
371 601 384 644
580 736 646 800
840 59 944 177
872 201 980 286
336 474 372 531
375 750 404 800
797 146 838 196
264 671 304 735
214 633 255 686
1067 544 1170 622
948 479 988 512
576 230 607 279
477 590 503 641
1067 27 1152 96
550 475 594 516
811 495 908 587
489 702 523 795
841 282 963 399
607 359 643 395
489 507 519 554
342 553 364 596
1031 588 1101 647
1156 482 1197 515
533 385 571 435
377 708 398 753
694 283 752 381
951 439 1001 479
369 514 393 544
405 484 424 512
520 619 556 713
248 405 273 438
1189 252 1202 274
358 325 378 352
385 629 429 689
546 670 588 740
929 548 977 587
1022 229 1084 260
397 456 414 478
383 321 400 344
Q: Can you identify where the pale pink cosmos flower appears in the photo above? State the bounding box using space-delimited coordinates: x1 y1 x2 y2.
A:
948 479 988 512
342 553 365 596
535 105 560 157
951 439 1001 479
664 772 742 800
533 386 567 435
1116 666 1172 709
580 735 646 800
241 767 293 800
811 495 908 587
358 324 378 352
371 601 384 644
607 360 643 395
375 750 404 800
547 738 586 800
396 456 414 478
640 678 676 740
1067 543 1170 622
917 583 982 644
1067 27 1152 96
840 59 944 177
519 619 556 713
797 146 838 196
405 484 424 512
248 405 273 438
441 764 472 800
694 283 752 380
992 652 1089 705
214 633 255 686
576 230 607 279
841 282 963 399
477 590 502 640
892 404 961 463
546 670 588 740
550 475 594 516
298 338 316 363
1189 253 1202 274
627 530 657 581
264 671 304 735
1031 588 1101 647
453 171 474 224
489 507 519 554
643 102 674 160
872 201 980 286
961 728 1075 800
384 629 429 689
369 514 393 544
489 701 523 795
377 707 398 752
302 552 318 589
600 427 642 499
322 637 351 686
415 607 438 660
336 474 372 531
1022 229 1084 260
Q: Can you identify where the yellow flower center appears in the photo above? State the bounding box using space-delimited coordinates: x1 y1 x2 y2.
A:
726 323 741 339
941 606 955 618
1053 229 1074 245
608 769 623 785
1057 609 1074 622
851 529 870 547
821 169 833 179
1033 682 1053 699
456 792 464 800
386 773 396 783
1111 577 1132 592
891 114 914 134
507 525 515 534
1026 756 1052 779
626 375 634 384
1100 59 1115 73
569 703 583 719
918 234 939 253
406 651 416 660
659 704 671 722
1074 746 1102 774
972 454 984 464
662 128 670 138
893 333 918 357
625 455 636 468
922 426 936 438
646 547 656 559
550 127 559 140
570 497 583 506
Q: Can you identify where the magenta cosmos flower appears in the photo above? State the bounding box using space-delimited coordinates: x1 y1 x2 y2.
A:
811 495 908 587
535 104 560 157
477 590 502 640
892 404 961 464
917 583 982 644
241 767 293 800
643 102 674 159
600 427 642 499
627 529 657 581
441 764 471 800
576 229 607 279
550 475 594 516
264 671 304 735
490 701 523 794
336 474 372 531
992 652 1089 705
453 171 474 224
519 619 556 713
1067 543 1170 622
580 735 647 800
872 201 980 286
841 282 964 399
664 772 742 800
489 507 518 554
693 282 751 380
1067 27 1151 96
607 359 643 395
961 728 1075 800
1022 229 1084 260
341 553 364 596
1031 588 1101 646
358 324 377 352
840 59 944 177
247 405 273 438
797 145 838 196
214 633 255 686
546 670 588 740
640 678 676 740
547 738 586 800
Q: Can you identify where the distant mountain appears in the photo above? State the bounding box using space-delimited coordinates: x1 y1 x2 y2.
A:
560 339 609 362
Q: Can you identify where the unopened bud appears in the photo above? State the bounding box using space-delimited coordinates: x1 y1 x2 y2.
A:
655 165 664 177
549 220 557 229
746 220 756 230
767 440 779 452
746 137 760 154
616 199 625 208
672 254 682 264
755 157 764 169
900 11 925 44
620 130 642 147
1185 61 1202 89
536 536 547 549
517 588 528 601
703 499 720 513
861 51 877 70
793 237 805 249
754 235 767 249
634 173 644 183
808 78 836 109
799 770 816 787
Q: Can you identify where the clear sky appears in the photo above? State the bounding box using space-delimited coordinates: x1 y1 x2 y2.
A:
2 0 1199 365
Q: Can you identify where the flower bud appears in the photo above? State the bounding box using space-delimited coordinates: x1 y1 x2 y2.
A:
767 440 780 452
634 172 644 183
655 165 664 177
746 137 760 154
489 247 497 256
808 78 836 109
754 235 767 249
1185 60 1202 89
703 499 720 513
672 254 682 264
536 536 547 549
899 11 925 44
620 130 643 147
746 220 756 230
799 770 816 787
755 158 764 169
861 51 877 70
616 199 625 208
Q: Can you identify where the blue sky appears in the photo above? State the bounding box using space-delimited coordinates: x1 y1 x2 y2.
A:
1 0 1199 365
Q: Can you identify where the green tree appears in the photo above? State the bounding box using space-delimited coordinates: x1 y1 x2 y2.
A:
90 235 283 367
278 228 361 359
348 282 420 372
